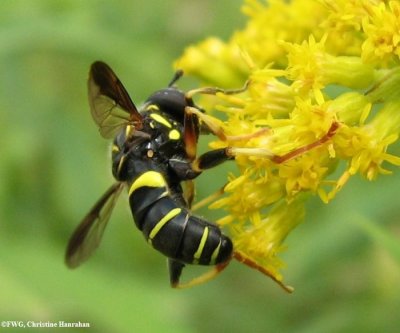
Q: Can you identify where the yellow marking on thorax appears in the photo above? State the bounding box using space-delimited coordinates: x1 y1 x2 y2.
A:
148 208 182 242
150 113 171 128
112 144 120 153
193 227 209 263
147 149 154 158
128 171 167 196
168 129 180 140
146 104 159 111
125 125 134 138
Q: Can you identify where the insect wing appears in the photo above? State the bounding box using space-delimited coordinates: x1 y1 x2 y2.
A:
88 61 143 138
65 182 124 268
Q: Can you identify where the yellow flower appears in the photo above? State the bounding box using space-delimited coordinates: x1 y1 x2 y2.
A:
232 198 305 291
174 37 248 87
362 1 400 66
283 34 376 98
318 0 368 55
175 0 400 290
279 152 329 195
237 0 328 67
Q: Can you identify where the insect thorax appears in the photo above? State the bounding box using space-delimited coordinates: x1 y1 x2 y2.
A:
111 103 189 182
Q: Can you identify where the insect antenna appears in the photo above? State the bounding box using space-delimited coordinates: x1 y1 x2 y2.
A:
168 69 184 87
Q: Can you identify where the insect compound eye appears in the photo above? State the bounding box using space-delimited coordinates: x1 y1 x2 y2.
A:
145 88 193 123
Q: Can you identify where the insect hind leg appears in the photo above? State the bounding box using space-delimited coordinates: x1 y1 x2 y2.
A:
233 251 294 293
168 258 231 289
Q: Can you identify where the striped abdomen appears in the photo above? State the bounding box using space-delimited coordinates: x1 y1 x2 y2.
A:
128 170 233 265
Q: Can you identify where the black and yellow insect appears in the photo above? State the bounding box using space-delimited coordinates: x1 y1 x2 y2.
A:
65 61 337 290
65 61 248 288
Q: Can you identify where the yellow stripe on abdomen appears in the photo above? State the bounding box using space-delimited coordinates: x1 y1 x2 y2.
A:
210 240 221 264
193 227 209 264
128 171 167 196
148 208 182 242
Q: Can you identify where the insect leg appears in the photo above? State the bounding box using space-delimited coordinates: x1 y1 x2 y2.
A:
186 104 339 164
185 106 227 141
191 185 225 212
168 259 185 288
183 106 200 160
190 146 275 173
184 79 260 143
185 80 250 100
183 180 195 209
233 251 294 293
168 258 231 289
190 148 233 173
270 121 339 164
185 106 269 142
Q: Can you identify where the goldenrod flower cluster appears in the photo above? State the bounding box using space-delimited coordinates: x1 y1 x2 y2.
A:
175 0 400 288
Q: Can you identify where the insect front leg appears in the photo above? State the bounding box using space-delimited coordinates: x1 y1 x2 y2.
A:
185 105 273 157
